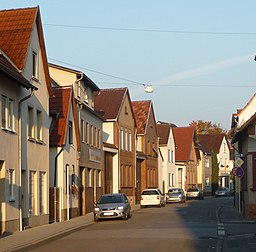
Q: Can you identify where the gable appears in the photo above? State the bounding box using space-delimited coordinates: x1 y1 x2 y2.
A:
0 7 52 96
173 127 195 161
94 88 126 120
197 134 225 154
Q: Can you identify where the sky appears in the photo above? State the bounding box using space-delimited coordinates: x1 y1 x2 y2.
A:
1 0 256 130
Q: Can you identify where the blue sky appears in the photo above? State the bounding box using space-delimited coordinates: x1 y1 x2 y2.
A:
2 1 256 130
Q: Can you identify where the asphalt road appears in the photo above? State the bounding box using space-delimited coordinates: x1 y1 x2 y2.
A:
26 196 238 252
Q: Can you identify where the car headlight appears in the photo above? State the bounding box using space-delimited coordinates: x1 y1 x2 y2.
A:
117 206 124 210
94 207 100 211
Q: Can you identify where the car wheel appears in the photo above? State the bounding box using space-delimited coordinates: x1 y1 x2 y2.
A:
122 212 128 220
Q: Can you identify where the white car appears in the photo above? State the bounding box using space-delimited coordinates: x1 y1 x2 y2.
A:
140 188 166 208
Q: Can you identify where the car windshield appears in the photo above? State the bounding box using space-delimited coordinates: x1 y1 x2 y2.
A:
168 189 181 194
187 188 199 192
218 188 227 191
98 195 124 204
142 190 158 195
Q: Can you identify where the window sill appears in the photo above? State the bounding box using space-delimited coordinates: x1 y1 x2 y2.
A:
36 139 45 145
250 188 256 191
28 137 36 142
32 76 39 83
2 127 17 134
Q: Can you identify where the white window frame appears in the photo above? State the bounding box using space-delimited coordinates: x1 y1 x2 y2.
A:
29 170 36 215
1 95 7 129
32 51 38 79
28 106 34 138
37 110 42 140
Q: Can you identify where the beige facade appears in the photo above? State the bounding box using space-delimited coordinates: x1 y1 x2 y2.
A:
20 23 50 229
49 64 103 215
0 72 23 234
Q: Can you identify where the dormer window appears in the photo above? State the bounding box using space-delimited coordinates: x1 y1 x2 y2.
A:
32 51 38 80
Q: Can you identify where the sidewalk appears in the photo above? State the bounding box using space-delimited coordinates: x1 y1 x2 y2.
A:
0 205 141 252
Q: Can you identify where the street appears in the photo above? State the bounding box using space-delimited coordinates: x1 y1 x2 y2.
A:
18 196 256 252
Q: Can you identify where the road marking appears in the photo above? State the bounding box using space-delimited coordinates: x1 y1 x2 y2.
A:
217 223 225 236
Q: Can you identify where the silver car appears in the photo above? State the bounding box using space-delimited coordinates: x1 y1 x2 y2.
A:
166 188 186 203
215 187 231 197
186 187 204 200
94 193 132 221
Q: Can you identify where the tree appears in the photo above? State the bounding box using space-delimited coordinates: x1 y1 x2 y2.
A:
190 120 227 135
211 152 219 195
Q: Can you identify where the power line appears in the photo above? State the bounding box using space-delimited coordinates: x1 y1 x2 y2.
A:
44 23 256 36
49 58 256 88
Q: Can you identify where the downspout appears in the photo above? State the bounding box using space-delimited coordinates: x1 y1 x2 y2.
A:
18 89 35 231
54 147 63 222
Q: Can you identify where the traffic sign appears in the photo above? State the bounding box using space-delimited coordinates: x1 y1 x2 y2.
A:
232 167 237 176
235 157 244 167
236 167 244 179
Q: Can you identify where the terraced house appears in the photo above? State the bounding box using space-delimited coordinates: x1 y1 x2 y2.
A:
0 7 52 231
49 64 103 215
94 88 137 205
132 100 159 203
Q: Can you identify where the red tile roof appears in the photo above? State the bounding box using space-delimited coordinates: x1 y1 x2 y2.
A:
0 52 36 90
0 7 52 96
0 7 37 70
50 87 80 150
197 134 226 154
94 88 127 120
157 123 171 145
173 126 196 161
132 100 151 134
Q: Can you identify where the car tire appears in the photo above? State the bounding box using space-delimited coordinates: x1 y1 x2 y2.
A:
122 212 128 220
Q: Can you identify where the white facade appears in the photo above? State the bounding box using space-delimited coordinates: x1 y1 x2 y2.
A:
158 128 178 193
217 137 233 188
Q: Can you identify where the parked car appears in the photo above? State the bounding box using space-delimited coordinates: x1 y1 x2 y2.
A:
215 187 231 197
94 193 132 221
186 187 204 200
166 188 186 203
140 188 166 208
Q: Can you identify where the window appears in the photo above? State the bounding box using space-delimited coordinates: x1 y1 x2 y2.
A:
9 169 15 201
81 119 85 143
98 170 102 187
86 122 89 144
97 129 101 149
28 106 34 138
8 99 14 130
94 127 97 147
171 150 174 163
205 158 210 168
29 171 36 214
1 95 6 128
120 128 124 150
32 51 38 79
88 169 92 187
1 96 14 130
124 129 128 151
37 110 42 140
68 121 73 144
39 172 46 214
128 131 132 152
168 150 171 162
90 125 93 145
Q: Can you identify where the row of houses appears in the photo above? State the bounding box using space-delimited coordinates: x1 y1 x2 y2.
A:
0 6 234 235
231 93 256 219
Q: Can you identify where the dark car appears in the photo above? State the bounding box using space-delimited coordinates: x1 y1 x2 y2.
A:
215 187 231 197
186 187 204 200
94 193 132 221
166 188 186 203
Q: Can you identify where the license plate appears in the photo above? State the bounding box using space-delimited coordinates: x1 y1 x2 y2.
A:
104 212 114 216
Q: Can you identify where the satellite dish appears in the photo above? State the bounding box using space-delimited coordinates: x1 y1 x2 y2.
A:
144 85 154 93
